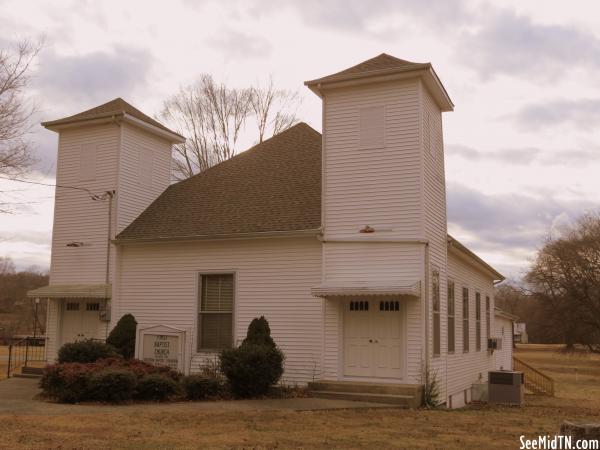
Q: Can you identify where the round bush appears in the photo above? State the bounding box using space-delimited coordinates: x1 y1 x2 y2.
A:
107 314 138 359
58 340 119 364
40 362 95 403
243 316 276 348
136 374 179 401
89 369 137 403
220 344 284 398
182 375 222 400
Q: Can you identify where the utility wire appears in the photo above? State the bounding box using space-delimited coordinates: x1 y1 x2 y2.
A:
0 175 110 200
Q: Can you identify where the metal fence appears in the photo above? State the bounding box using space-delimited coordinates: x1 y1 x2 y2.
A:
6 337 46 378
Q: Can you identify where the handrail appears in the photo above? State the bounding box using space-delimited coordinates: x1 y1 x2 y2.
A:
6 336 46 378
513 355 555 396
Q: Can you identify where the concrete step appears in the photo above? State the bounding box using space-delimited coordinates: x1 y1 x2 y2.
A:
308 380 422 397
311 390 418 407
12 373 42 379
21 366 44 375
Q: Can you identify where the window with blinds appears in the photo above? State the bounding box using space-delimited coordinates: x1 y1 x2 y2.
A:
486 295 491 343
447 281 455 353
432 270 440 357
476 292 481 352
463 287 470 353
198 274 234 351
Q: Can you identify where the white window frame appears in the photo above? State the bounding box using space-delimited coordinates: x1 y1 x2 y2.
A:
447 279 455 354
195 271 237 352
432 269 441 357
475 292 481 352
462 286 470 353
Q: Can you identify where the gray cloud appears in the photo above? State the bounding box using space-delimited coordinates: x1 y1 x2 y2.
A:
448 144 540 165
457 10 600 80
35 46 153 106
511 98 600 131
447 144 599 167
246 0 472 36
447 183 599 267
208 30 271 58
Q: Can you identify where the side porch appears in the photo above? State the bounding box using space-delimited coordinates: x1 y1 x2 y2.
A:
26 284 111 364
310 283 424 406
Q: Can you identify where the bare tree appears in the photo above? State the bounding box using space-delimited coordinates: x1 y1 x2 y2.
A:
0 256 16 277
160 75 301 180
0 40 39 178
250 78 300 144
525 213 600 351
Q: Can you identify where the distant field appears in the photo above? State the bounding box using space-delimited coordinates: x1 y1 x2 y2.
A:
0 344 598 449
515 343 600 400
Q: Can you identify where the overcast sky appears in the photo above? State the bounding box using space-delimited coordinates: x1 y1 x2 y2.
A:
1 0 599 279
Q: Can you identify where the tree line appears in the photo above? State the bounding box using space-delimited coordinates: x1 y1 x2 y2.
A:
496 213 600 352
0 256 48 342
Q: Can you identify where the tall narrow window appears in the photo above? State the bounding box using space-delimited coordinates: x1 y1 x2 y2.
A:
79 144 97 181
432 270 440 356
476 292 481 352
463 287 469 353
139 148 154 186
359 106 385 149
198 274 234 350
447 281 455 353
486 295 491 346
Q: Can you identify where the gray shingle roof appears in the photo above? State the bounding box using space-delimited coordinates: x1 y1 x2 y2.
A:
42 97 183 139
116 123 322 241
305 53 430 87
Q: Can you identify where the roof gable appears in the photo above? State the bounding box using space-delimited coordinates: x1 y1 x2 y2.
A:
116 123 322 241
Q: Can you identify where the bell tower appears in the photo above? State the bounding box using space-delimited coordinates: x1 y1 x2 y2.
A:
305 54 454 384
37 98 183 360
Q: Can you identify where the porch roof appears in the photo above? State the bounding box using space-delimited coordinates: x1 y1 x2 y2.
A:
27 284 111 299
311 282 420 299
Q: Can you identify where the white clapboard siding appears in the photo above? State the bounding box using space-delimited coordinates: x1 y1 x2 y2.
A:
494 315 513 371
421 82 450 398
446 251 495 402
115 237 323 384
323 79 423 239
44 299 60 361
116 123 172 234
50 124 120 284
321 242 424 383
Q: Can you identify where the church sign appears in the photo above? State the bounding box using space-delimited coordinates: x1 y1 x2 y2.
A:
136 324 187 372
142 334 179 368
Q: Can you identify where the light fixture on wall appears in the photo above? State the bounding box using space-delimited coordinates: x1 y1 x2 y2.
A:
359 225 375 233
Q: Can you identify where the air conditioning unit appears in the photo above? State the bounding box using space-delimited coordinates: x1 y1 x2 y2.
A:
488 371 524 405
488 337 502 351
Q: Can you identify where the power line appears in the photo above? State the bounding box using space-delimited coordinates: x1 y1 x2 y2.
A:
0 175 110 200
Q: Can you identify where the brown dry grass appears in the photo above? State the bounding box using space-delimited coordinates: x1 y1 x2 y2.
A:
0 344 599 449
0 346 8 380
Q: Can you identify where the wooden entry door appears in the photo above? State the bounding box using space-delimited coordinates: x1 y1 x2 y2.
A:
61 300 102 344
343 299 403 379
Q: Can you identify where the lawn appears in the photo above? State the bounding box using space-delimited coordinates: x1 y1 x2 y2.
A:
0 344 598 449
0 346 8 380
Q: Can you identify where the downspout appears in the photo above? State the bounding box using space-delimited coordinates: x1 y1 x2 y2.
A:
424 242 430 373
104 190 115 337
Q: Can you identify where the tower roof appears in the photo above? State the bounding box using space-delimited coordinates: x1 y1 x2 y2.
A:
305 53 453 111
42 97 184 142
